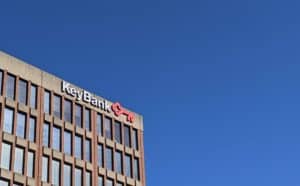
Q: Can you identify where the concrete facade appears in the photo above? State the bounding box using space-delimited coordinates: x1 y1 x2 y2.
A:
0 51 146 186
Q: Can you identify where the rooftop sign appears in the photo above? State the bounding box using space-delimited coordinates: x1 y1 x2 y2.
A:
62 81 134 123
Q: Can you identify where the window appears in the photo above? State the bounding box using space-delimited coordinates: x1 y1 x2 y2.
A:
97 144 103 167
54 95 62 119
0 70 2 94
116 151 123 174
106 147 113 171
104 117 112 140
86 171 92 186
75 104 82 127
64 99 72 123
85 108 91 131
52 160 60 186
44 90 51 114
124 125 131 148
30 84 37 109
106 179 114 186
85 139 91 162
0 179 9 186
114 121 122 144
27 151 34 177
18 79 27 105
125 154 132 178
75 168 82 186
14 147 24 174
133 129 138 150
64 164 72 186
43 122 50 147
13 183 21 186
4 107 14 134
98 176 103 186
97 113 102 136
42 156 49 182
28 116 36 142
75 135 83 159
64 130 72 155
0 143 12 170
16 112 26 139
53 126 61 151
134 158 140 180
6 74 15 100
117 183 123 186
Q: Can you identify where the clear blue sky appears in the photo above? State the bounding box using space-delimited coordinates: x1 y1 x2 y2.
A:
1 1 300 186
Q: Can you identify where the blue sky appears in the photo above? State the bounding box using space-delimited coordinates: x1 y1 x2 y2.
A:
1 1 300 185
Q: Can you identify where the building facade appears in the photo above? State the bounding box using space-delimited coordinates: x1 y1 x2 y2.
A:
0 51 145 186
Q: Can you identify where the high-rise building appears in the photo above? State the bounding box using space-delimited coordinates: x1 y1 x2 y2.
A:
0 51 145 186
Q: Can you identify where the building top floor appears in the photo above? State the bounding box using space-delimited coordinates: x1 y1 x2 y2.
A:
0 51 143 131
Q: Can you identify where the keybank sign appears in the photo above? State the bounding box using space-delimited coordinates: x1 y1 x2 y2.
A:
61 81 134 123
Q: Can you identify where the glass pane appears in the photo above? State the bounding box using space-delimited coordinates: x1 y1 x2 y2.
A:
16 112 26 138
4 107 14 134
0 179 9 186
125 154 132 178
114 121 122 144
98 176 103 186
85 108 91 131
85 139 91 162
115 151 123 174
0 70 2 95
116 151 123 174
6 74 15 100
104 117 112 140
86 171 91 186
106 179 114 186
52 160 60 186
43 122 50 147
18 79 27 104
64 164 72 186
75 168 82 186
53 127 61 151
97 113 102 136
97 144 103 167
75 104 82 127
42 156 49 182
106 147 113 171
133 129 138 150
14 147 24 174
44 90 50 114
64 99 72 123
30 84 37 108
134 158 140 180
0 143 11 170
124 125 131 148
75 135 82 159
54 95 61 119
64 131 72 155
29 117 36 142
27 151 34 177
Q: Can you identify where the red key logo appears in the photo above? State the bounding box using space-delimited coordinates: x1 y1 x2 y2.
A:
111 102 135 123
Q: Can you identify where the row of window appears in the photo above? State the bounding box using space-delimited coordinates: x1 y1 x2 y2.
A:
98 144 140 180
42 122 92 161
42 122 140 180
0 142 35 177
0 70 140 151
41 157 130 186
44 90 139 150
3 107 36 142
0 142 139 185
0 71 38 108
